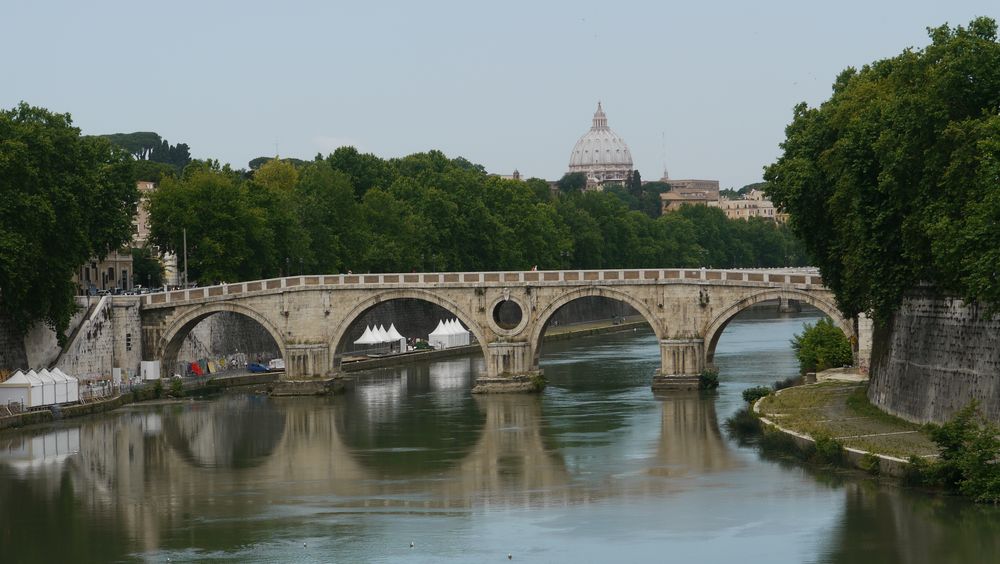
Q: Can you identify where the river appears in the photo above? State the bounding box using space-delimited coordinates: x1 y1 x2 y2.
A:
2 308 999 563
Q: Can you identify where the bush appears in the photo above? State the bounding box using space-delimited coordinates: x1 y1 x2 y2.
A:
812 434 845 465
791 318 853 374
152 379 164 398
902 456 930 488
169 376 185 398
773 375 803 391
724 406 762 442
860 453 881 476
529 373 547 391
926 403 1000 503
698 369 720 390
742 386 772 404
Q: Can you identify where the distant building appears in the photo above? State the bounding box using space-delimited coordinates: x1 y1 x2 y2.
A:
76 250 133 295
660 179 720 213
712 188 785 222
132 181 156 246
74 181 179 294
492 170 522 181
567 102 634 190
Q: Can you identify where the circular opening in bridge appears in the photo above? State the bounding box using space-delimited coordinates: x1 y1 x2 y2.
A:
492 299 523 330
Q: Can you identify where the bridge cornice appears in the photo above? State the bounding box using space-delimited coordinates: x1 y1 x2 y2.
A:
139 268 827 310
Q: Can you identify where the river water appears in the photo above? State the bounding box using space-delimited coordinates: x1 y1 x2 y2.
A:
2 309 999 563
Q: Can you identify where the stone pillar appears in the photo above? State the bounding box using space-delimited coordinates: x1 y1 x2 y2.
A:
652 338 704 391
471 341 543 393
778 297 801 313
855 313 873 374
284 343 329 379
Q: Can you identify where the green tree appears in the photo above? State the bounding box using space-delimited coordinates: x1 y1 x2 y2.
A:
765 18 1000 320
556 172 587 193
0 103 136 339
131 247 164 288
790 318 853 373
296 160 361 274
327 146 392 200
148 167 273 283
248 159 312 275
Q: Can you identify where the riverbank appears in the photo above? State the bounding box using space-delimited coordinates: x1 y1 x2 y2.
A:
753 369 938 477
0 372 282 431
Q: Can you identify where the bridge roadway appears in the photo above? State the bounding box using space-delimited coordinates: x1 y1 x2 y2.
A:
138 268 854 391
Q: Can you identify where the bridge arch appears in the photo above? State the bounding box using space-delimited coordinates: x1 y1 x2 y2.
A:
702 289 853 367
158 302 287 377
528 286 665 366
328 289 489 369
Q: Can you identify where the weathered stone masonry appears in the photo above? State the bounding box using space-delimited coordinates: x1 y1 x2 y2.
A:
869 290 1000 424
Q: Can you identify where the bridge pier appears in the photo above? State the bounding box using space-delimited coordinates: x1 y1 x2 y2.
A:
651 338 704 391
284 343 329 379
471 341 544 393
778 296 801 313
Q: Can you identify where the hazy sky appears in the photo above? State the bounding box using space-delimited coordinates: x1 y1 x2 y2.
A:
4 1 996 188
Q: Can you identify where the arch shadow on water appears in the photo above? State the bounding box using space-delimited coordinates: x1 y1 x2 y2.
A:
333 359 487 477
164 394 287 469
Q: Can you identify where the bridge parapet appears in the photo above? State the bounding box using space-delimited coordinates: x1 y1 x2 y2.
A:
141 268 824 309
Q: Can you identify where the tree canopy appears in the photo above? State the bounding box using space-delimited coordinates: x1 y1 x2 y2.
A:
0 103 136 339
765 18 1000 320
147 149 806 283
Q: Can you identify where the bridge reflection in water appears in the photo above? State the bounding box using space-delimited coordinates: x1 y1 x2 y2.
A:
1 320 999 562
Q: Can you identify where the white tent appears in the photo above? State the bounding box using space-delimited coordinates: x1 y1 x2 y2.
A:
29 370 54 406
354 326 379 345
23 371 44 407
376 325 390 343
38 369 61 405
386 323 406 352
48 369 69 404
53 369 79 403
0 371 32 410
428 320 449 350
449 319 470 346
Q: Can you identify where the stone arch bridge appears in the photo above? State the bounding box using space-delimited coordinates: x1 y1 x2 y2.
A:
139 268 857 391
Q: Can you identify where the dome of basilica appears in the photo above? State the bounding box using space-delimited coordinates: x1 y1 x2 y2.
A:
567 102 633 186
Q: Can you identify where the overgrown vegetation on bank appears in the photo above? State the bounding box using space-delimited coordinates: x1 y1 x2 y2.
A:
791 318 853 374
727 379 1000 504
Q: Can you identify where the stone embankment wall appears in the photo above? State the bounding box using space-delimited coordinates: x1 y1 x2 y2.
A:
868 291 1000 424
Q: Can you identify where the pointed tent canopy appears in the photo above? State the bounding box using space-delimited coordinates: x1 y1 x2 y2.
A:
386 324 405 341
354 326 378 345
428 320 446 337
376 325 390 343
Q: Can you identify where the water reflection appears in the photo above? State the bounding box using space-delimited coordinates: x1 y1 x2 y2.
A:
164 394 286 469
335 361 486 477
821 482 1000 563
1 314 999 562
651 391 741 477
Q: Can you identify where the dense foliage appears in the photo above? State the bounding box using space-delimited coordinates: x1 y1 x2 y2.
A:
0 103 136 339
148 149 807 283
925 403 1000 503
765 18 1000 320
790 318 853 373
